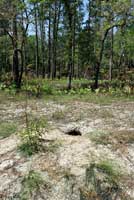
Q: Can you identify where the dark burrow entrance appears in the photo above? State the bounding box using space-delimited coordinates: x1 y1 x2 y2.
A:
65 129 82 136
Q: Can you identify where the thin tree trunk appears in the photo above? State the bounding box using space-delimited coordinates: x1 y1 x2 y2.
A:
72 13 76 78
52 1 61 79
12 16 19 87
64 1 73 90
40 3 46 78
34 3 39 77
48 4 51 79
109 27 114 81
52 1 57 80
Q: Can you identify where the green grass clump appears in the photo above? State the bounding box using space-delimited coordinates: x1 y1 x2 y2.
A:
95 160 121 182
89 131 110 145
0 122 17 139
20 170 44 200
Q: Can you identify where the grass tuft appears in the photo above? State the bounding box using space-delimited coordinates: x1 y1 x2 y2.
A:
20 170 44 200
0 122 17 139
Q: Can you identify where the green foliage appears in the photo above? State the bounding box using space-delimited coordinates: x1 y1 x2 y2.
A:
19 118 46 156
43 84 54 95
95 160 121 182
0 122 17 139
20 170 44 200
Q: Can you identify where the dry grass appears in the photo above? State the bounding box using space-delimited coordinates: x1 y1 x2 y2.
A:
52 110 66 120
90 130 134 155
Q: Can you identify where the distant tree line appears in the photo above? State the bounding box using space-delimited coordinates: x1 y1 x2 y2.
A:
0 0 134 89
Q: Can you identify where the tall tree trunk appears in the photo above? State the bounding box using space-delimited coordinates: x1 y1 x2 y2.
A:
72 13 76 78
48 4 51 79
52 1 61 79
68 15 73 90
109 28 114 81
34 3 39 77
23 39 28 76
12 16 19 87
64 1 74 90
52 1 57 80
40 3 46 78
94 28 110 89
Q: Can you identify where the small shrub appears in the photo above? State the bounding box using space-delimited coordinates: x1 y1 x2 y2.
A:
43 84 53 95
19 119 45 156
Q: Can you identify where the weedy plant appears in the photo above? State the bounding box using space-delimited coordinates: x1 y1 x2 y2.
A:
19 118 46 156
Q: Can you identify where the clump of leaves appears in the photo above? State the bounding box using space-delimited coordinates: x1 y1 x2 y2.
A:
20 170 44 200
19 118 46 156
0 122 17 139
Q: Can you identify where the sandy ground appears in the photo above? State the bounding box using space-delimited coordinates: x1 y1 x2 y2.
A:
0 99 134 199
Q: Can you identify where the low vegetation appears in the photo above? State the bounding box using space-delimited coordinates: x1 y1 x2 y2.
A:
0 122 17 139
0 79 134 107
90 130 134 149
19 170 46 200
80 160 130 200
18 118 46 156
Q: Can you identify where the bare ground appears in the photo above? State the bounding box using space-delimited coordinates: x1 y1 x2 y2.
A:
0 98 134 199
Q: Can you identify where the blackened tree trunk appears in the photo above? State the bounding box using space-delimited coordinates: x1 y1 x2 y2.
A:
94 29 109 89
94 25 120 89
